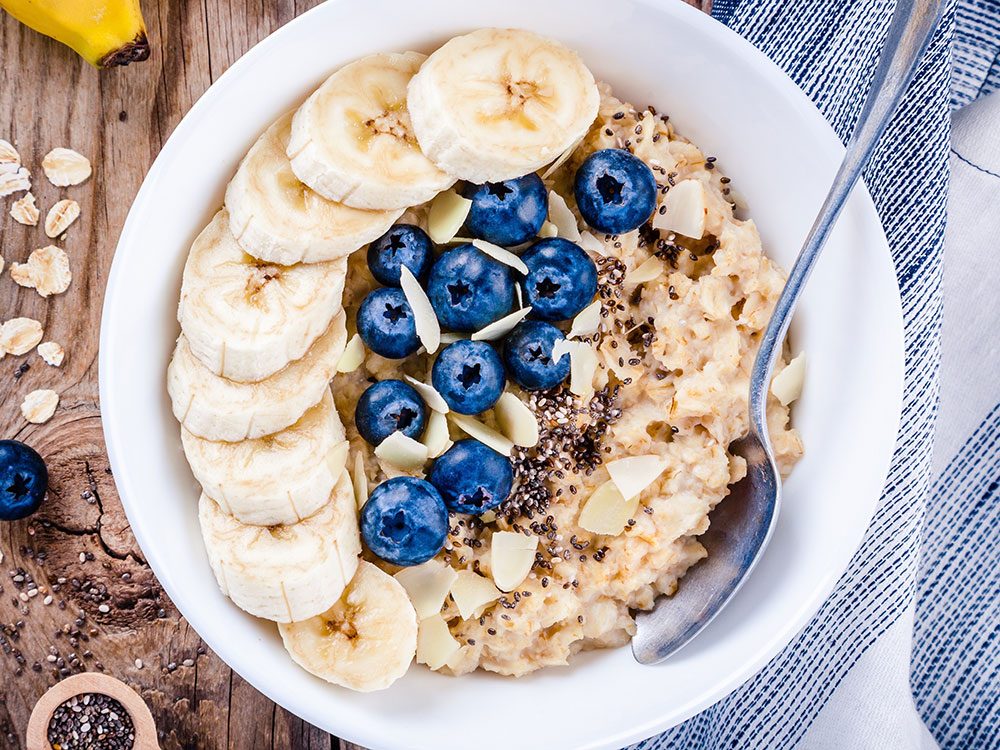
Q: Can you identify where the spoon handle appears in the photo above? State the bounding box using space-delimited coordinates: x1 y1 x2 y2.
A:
748 0 944 432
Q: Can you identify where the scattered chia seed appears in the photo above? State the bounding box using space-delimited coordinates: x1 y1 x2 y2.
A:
47 693 135 750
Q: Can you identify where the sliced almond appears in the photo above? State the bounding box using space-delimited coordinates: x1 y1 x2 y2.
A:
0 139 19 168
44 199 80 239
404 376 449 413
578 230 608 257
394 559 459 620
538 221 558 238
490 531 537 592
416 614 461 671
449 570 501 620
606 455 669 500
335 333 365 373
551 338 575 365
480 510 496 523
471 239 528 275
569 343 598 398
568 300 602 338
494 392 539 448
439 332 466 345
771 352 807 406
427 189 472 244
471 306 531 342
10 193 39 226
624 256 664 286
10 245 71 297
37 341 64 367
541 133 585 179
400 265 440 354
578 480 638 536
514 282 523 308
0 167 30 197
653 179 707 239
448 414 514 456
21 389 58 424
351 451 369 509
42 148 92 187
0 317 43 355
547 190 581 241
422 409 452 458
374 431 429 471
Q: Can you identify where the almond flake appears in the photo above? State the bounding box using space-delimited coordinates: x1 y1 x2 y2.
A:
42 148 92 187
449 569 501 619
606 455 669 500
471 306 531 342
1 317 43 355
771 352 807 406
400 265 440 354
44 199 80 238
416 614 461 671
0 167 30 197
541 133 585 179
578 480 638 536
427 189 472 244
10 246 71 297
21 389 58 424
624 256 664 286
471 239 528 274
547 190 582 241
351 451 369 510
0 139 19 168
335 333 365 373
494 392 539 448
578 230 608 257
568 300 602 338
421 409 452 458
404 376 449 413
10 192 39 226
653 179 707 239
538 221 558 238
448 413 514 456
490 531 537 591
569 342 598 398
395 559 458 620
439 332 466 344
374 430 429 470
37 341 64 367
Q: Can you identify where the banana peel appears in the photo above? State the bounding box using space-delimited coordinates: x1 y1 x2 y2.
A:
0 0 150 68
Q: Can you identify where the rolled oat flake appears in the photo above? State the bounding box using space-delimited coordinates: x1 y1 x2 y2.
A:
47 692 135 750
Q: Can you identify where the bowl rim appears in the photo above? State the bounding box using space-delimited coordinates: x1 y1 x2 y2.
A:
98 1 904 747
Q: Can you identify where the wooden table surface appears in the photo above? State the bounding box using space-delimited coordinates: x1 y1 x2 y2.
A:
0 1 708 747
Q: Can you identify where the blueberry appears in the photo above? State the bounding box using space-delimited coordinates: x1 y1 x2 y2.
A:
357 287 421 359
428 440 513 515
574 148 657 234
361 477 448 566
462 175 548 247
502 320 571 391
431 340 506 414
520 238 598 322
355 380 427 446
366 224 434 287
427 244 515 332
0 440 47 521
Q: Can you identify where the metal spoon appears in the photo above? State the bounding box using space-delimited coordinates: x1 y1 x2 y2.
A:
632 0 944 665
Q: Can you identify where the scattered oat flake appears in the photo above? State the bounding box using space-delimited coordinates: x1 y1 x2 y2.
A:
21 389 58 424
10 192 39 226
37 341 64 366
0 317 43 355
0 167 30 197
0 139 19 168
42 147 91 187
44 199 80 238
11 245 71 297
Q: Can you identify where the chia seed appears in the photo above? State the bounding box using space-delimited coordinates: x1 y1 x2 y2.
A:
47 693 135 750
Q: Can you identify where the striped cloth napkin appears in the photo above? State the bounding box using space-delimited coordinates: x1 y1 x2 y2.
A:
630 0 1000 747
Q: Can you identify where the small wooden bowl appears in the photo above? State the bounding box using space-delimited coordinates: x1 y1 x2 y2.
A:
26 672 158 750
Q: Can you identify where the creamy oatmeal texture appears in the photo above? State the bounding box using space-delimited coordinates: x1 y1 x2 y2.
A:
335 90 803 677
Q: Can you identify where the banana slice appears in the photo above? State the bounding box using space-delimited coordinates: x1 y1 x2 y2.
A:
182 390 349 527
178 210 347 382
227 113 404 265
287 52 454 210
200 471 361 623
408 28 600 183
167 311 347 442
278 561 417 692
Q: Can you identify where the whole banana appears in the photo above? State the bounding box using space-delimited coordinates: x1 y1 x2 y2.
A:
0 0 149 68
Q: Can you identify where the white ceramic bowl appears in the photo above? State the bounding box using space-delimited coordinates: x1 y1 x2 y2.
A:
99 1 904 747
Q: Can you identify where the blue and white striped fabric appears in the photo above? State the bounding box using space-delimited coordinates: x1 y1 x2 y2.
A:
628 0 1000 747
